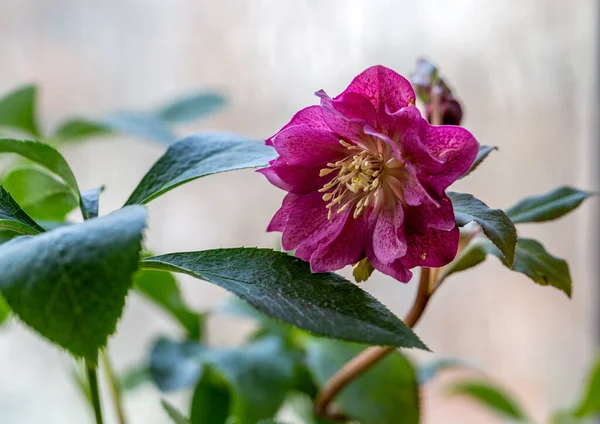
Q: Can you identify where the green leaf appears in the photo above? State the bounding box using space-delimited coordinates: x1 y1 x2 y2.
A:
438 238 488 281
104 112 176 144
189 366 231 424
461 145 497 178
80 186 103 220
0 206 147 362
0 185 45 234
134 269 203 339
125 132 276 205
2 166 79 222
486 237 572 297
418 358 475 385
307 339 420 424
448 192 517 267
162 400 192 424
150 338 206 391
0 85 40 137
157 92 226 123
447 380 528 421
142 248 427 349
0 292 9 325
573 354 600 418
53 118 111 142
119 365 151 392
506 186 594 224
285 393 336 424
353 257 375 283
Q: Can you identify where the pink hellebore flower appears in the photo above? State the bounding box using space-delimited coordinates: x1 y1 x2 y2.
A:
259 65 478 282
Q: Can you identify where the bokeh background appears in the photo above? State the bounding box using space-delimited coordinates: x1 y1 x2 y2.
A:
0 1 598 423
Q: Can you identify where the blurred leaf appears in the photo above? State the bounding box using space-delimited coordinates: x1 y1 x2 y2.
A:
285 393 336 424
219 297 291 339
461 145 497 178
448 191 517 267
486 237 572 297
418 358 475 385
506 186 594 224
0 292 10 325
0 185 45 235
0 206 147 362
2 166 78 222
125 132 276 205
134 269 203 339
142 248 427 349
150 338 206 392
80 186 104 219
573 354 600 418
439 238 488 280
447 380 528 421
189 366 230 424
53 118 111 142
0 85 40 137
307 339 420 424
71 362 93 407
104 112 176 144
162 400 192 424
157 92 226 124
119 365 152 392
549 411 581 424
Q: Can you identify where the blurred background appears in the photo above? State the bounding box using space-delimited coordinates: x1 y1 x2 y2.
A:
0 0 597 423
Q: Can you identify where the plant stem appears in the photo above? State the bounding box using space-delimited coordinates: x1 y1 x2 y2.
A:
101 350 128 424
87 361 104 424
315 268 433 418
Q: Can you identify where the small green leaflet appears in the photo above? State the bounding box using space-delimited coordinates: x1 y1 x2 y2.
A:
141 248 427 349
190 366 231 424
52 118 111 142
125 132 276 205
447 380 529 421
0 293 9 325
162 400 192 424
0 85 40 137
448 192 517 266
461 145 497 178
573 354 600 418
0 206 147 362
506 186 594 224
0 185 45 235
307 339 420 424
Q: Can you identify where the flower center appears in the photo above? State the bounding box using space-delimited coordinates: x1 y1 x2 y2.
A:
319 140 403 219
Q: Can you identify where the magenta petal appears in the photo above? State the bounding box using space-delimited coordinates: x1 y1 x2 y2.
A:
340 65 416 113
272 125 346 165
402 226 460 269
266 193 301 232
372 205 407 264
281 191 328 251
420 125 479 194
266 105 329 145
310 213 368 272
257 163 323 194
294 208 350 262
320 101 367 142
369 255 413 283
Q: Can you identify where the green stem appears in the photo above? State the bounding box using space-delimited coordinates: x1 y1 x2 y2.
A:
101 350 128 424
87 361 104 424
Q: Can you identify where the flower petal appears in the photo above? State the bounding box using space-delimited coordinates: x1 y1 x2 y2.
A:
294 207 351 262
266 105 329 145
266 193 301 232
340 65 416 113
257 162 324 194
401 226 460 269
368 255 413 283
372 204 407 264
272 125 346 165
281 190 328 251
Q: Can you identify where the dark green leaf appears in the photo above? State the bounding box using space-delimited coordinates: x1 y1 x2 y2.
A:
307 339 420 424
142 248 427 349
486 237 572 297
162 400 191 424
353 257 375 283
157 92 226 123
119 365 151 392
189 366 230 424
574 355 600 418
461 145 497 178
134 269 203 339
0 185 45 234
0 206 147 362
2 166 78 222
104 112 175 144
125 132 276 205
0 85 40 137
448 192 517 267
80 186 104 220
0 292 9 325
438 238 488 281
150 338 206 391
506 186 594 224
53 118 111 142
447 380 528 421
